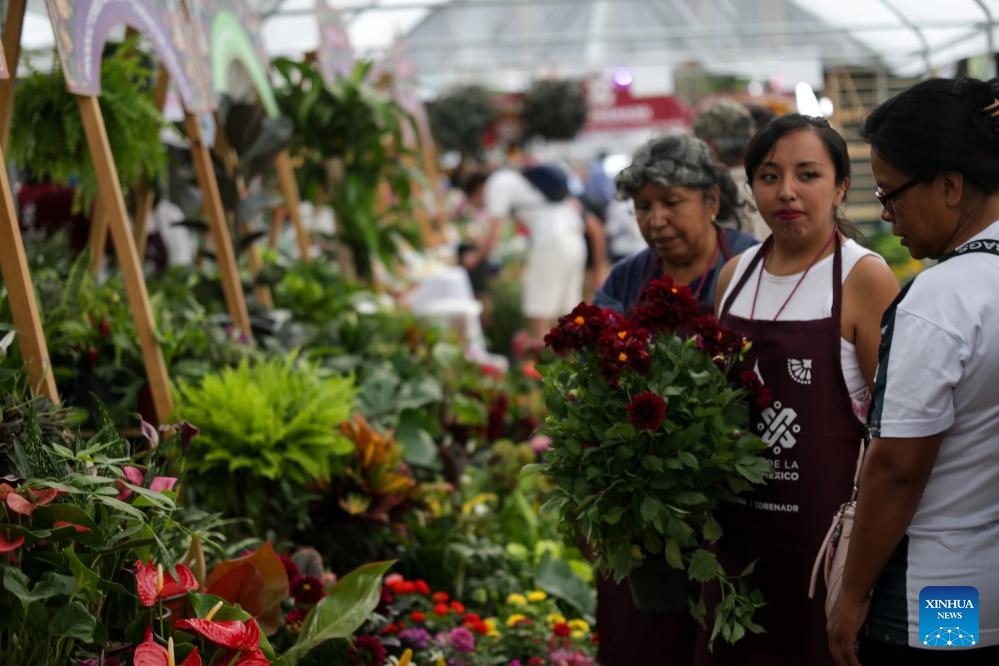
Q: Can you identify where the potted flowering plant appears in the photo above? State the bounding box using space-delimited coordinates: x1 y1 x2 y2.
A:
531 277 773 647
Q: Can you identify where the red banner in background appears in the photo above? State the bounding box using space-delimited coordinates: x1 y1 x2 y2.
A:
584 84 693 132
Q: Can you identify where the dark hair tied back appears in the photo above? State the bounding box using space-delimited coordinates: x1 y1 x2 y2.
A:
861 77 999 195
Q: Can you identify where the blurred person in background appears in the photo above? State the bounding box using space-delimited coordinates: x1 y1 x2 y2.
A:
694 99 770 240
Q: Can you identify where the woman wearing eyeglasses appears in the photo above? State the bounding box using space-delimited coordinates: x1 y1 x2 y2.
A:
827 77 999 666
698 114 899 665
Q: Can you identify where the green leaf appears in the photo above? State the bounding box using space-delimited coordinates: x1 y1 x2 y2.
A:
535 553 596 617
603 422 637 440
603 506 625 525
688 549 723 583
664 539 684 570
277 559 395 666
703 514 723 543
641 455 664 472
48 600 98 641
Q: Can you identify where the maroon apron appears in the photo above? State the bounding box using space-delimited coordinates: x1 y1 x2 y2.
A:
698 237 863 665
596 227 735 666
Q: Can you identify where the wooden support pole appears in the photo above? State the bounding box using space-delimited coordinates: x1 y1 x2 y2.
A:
77 95 172 423
0 0 26 150
131 63 171 258
183 111 252 334
274 150 311 261
89 198 109 274
0 145 58 402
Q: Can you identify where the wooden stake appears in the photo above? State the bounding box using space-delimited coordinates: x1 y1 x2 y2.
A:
183 111 252 334
77 94 172 422
0 0 26 150
88 198 109 274
0 144 58 402
131 63 171 258
274 150 311 260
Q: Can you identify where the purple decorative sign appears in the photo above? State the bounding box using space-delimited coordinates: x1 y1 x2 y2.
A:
315 0 353 85
42 0 213 111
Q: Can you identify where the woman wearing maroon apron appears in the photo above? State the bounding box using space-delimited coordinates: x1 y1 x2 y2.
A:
700 115 898 665
595 133 758 665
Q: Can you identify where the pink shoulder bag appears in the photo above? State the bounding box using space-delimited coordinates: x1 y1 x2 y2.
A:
808 440 866 616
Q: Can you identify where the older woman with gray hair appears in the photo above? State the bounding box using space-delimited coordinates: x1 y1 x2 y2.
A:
592 132 758 666
595 132 758 315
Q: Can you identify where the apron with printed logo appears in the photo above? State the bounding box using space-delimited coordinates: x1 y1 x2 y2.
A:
699 237 864 665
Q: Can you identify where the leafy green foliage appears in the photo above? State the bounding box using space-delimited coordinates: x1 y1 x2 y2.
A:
173 353 357 539
9 37 166 211
271 57 425 280
520 78 588 141
427 83 498 158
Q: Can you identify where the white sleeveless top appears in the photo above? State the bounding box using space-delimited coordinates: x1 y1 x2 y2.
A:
720 238 886 410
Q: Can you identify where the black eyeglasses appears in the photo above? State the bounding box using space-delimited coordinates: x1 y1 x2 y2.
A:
874 177 921 215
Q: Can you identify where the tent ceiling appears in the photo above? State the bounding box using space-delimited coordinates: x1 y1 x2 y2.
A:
11 1 999 96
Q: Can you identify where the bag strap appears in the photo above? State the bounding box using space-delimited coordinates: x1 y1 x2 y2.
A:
807 437 868 599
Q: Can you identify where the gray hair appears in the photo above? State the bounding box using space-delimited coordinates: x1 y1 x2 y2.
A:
614 133 720 200
693 100 757 164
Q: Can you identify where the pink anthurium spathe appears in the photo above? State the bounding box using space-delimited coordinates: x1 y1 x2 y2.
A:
134 628 202 666
135 560 199 607
0 530 25 553
117 467 179 500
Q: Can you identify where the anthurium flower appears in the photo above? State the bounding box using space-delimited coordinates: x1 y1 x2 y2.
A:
1 483 61 517
117 467 178 500
134 629 202 666
0 530 25 553
175 615 260 652
135 561 199 606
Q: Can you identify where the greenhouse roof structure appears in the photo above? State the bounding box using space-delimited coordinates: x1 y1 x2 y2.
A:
11 0 999 97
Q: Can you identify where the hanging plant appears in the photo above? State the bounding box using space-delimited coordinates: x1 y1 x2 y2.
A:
271 57 424 281
427 83 498 159
520 78 588 141
9 36 166 212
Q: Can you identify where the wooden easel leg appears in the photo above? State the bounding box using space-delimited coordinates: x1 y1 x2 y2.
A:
0 144 58 402
275 150 310 260
77 95 172 423
183 112 252 334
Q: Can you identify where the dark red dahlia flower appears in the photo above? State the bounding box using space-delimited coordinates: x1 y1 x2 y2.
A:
629 277 700 334
739 370 774 409
627 391 667 431
290 574 324 605
597 323 652 378
691 316 744 358
544 302 615 352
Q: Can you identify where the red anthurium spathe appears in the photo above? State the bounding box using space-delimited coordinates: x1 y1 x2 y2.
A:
134 629 202 666
175 616 260 652
0 530 25 553
52 520 92 533
1 482 62 517
135 560 199 606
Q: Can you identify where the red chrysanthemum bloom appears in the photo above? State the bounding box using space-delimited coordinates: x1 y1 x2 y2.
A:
414 579 430 595
290 575 324 605
449 600 466 614
691 315 744 358
433 602 449 616
628 276 700 334
544 302 614 353
347 635 388 666
431 591 449 604
597 323 652 379
410 611 426 624
627 391 667 431
740 370 774 409
553 622 572 637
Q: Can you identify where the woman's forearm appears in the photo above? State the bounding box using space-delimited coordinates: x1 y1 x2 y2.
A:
840 434 942 603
